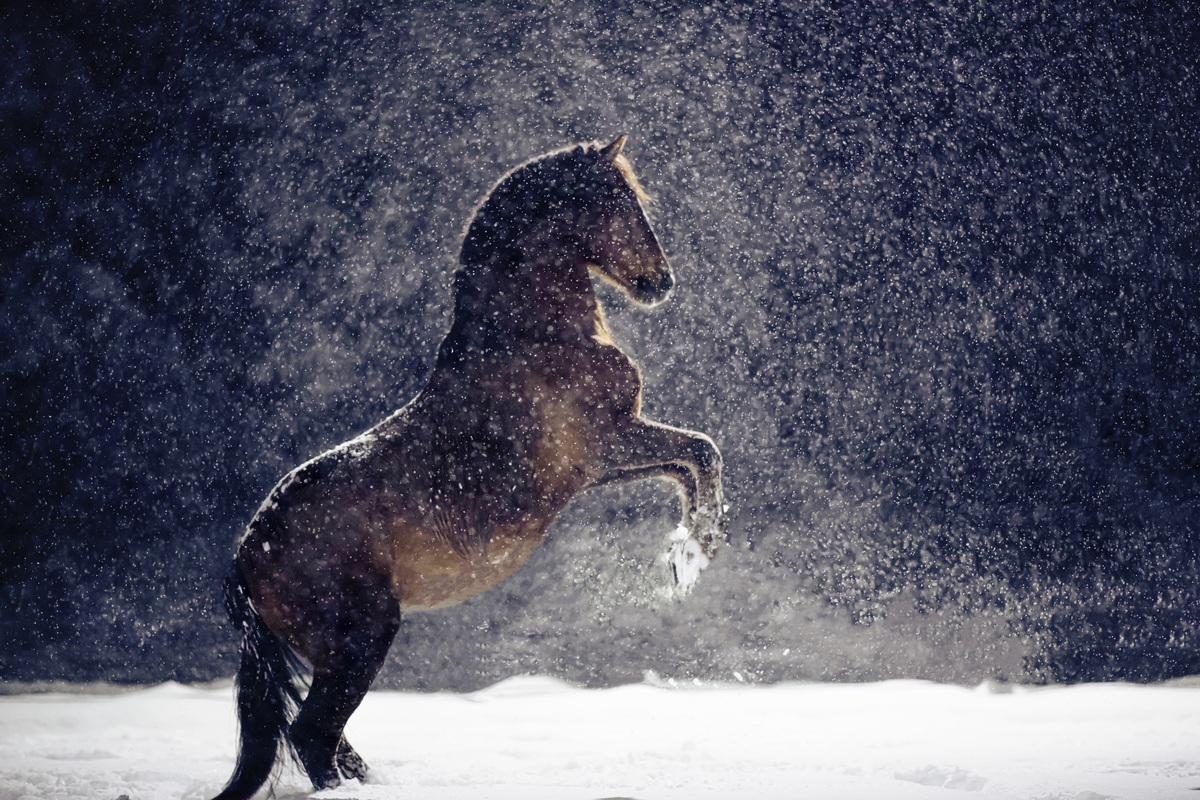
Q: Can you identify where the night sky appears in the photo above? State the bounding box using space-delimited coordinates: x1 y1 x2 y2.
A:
2 0 1198 687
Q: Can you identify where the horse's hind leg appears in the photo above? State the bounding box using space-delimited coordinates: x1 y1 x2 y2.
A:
289 602 400 790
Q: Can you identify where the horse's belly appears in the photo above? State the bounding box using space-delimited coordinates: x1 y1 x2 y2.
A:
388 523 548 611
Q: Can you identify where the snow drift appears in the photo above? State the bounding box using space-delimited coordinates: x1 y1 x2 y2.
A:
2 676 1199 800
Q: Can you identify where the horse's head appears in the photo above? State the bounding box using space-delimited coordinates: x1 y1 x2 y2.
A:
460 135 674 308
576 135 674 307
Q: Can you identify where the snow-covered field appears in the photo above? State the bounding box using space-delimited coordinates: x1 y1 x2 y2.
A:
2 675 1198 800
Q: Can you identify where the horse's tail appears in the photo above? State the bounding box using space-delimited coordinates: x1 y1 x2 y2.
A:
212 571 304 800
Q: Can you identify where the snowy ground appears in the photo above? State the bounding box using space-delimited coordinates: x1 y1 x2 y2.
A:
2 676 1199 800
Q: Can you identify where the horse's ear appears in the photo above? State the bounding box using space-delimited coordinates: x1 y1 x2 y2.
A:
600 134 627 162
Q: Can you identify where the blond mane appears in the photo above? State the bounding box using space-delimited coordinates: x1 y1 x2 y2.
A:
459 140 651 266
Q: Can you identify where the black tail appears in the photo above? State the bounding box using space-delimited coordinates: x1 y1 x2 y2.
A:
212 573 305 800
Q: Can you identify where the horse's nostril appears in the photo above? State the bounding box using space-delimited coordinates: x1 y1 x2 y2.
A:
633 271 672 301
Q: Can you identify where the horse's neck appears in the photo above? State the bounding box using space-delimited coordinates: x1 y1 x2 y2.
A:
448 249 606 349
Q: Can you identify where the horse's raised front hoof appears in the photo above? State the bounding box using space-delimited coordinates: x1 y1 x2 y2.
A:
668 531 710 594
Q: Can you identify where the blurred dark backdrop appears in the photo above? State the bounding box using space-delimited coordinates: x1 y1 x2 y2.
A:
2 0 1197 687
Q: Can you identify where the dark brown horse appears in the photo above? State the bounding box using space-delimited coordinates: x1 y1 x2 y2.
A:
212 135 724 800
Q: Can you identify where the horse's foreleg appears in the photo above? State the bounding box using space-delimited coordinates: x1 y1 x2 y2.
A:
593 462 698 503
289 602 400 790
603 419 724 544
601 419 724 590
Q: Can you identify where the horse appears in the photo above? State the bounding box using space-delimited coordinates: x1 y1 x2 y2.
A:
212 135 725 800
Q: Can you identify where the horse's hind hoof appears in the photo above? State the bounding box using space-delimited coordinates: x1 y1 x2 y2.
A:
309 770 341 791
337 742 369 781
296 743 342 790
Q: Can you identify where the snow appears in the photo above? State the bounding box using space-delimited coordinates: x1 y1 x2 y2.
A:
666 525 709 593
2 677 1199 799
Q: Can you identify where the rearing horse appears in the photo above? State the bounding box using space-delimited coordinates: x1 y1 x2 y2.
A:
213 135 724 800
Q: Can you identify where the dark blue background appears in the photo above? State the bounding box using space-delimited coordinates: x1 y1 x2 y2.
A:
3 0 1198 687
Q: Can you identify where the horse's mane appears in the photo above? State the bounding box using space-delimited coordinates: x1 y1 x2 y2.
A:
458 141 650 268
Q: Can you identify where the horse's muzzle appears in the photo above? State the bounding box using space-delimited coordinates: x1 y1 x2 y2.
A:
632 269 674 305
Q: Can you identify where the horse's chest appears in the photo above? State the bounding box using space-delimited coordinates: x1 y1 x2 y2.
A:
390 519 549 611
533 341 641 416
525 356 638 475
